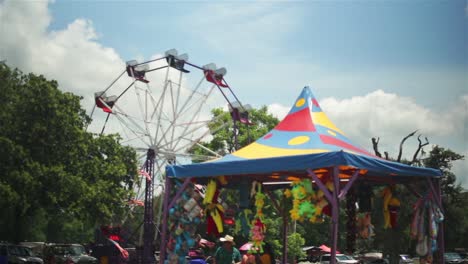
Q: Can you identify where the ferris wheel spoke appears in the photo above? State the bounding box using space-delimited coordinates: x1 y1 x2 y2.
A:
162 121 209 150
158 149 218 161
168 81 178 149
113 105 150 135
174 75 206 119
152 79 171 147
148 80 170 123
121 134 151 145
134 82 154 146
170 113 228 155
154 121 173 151
171 85 216 151
114 112 151 147
173 120 229 155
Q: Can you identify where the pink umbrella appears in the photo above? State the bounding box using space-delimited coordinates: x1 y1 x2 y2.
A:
319 244 340 254
199 238 215 248
239 242 253 251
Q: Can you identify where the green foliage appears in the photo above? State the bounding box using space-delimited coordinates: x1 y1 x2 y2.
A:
0 63 138 243
287 232 306 261
189 106 279 160
423 146 467 250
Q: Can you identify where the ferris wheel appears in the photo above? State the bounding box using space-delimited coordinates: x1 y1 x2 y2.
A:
88 49 248 263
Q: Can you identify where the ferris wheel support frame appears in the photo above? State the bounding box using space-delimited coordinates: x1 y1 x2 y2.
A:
142 148 155 264
91 50 250 264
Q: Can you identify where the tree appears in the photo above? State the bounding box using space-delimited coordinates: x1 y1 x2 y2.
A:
0 63 138 243
423 146 467 250
371 132 467 262
287 232 306 263
190 106 279 158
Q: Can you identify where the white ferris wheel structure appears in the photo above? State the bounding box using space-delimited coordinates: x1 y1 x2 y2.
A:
88 48 249 264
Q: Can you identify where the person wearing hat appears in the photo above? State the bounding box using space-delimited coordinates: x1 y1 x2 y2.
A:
214 235 241 264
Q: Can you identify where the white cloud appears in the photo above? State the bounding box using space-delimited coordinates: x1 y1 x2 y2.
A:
267 103 290 120
0 0 225 165
268 90 468 187
0 1 124 111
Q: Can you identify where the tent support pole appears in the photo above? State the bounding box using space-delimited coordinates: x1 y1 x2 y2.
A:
338 170 360 200
307 169 333 202
307 168 338 263
282 194 288 264
427 178 443 210
168 178 192 209
403 183 422 198
330 166 340 264
159 176 172 264
264 188 281 215
434 178 445 264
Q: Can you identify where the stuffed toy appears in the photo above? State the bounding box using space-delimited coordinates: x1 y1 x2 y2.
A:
249 218 266 254
203 179 224 235
357 212 374 239
381 186 400 229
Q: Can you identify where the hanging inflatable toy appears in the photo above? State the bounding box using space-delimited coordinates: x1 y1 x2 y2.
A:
357 212 374 239
249 218 266 254
286 178 333 223
411 198 424 238
313 180 332 219
410 191 444 258
254 184 266 218
415 208 429 256
166 182 203 264
288 179 314 221
203 179 225 235
235 208 253 237
319 180 334 217
249 182 266 254
381 185 400 229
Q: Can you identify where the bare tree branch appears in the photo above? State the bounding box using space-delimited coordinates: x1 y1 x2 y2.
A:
410 135 429 165
384 151 389 160
372 137 382 157
397 130 418 162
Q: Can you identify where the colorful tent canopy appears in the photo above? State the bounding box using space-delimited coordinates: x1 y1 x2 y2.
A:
166 86 441 180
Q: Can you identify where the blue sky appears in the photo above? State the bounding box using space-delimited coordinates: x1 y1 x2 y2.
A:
1 0 467 186
48 0 467 108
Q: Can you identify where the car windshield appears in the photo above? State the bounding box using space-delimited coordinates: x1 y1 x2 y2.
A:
54 245 85 256
11 246 33 256
445 253 461 260
400 255 410 260
336 255 354 260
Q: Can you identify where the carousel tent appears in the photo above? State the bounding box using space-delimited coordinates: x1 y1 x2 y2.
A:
166 86 441 181
163 86 443 264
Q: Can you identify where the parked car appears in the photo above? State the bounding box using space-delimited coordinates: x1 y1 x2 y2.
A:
43 244 97 264
398 254 413 263
19 242 46 259
445 252 464 264
365 260 388 264
358 252 386 264
319 254 358 264
0 243 43 264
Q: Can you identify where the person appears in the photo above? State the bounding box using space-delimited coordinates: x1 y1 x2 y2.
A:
257 243 275 264
241 252 256 264
214 235 241 264
189 248 207 264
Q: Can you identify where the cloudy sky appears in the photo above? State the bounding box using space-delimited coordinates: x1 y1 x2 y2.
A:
1 0 467 187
